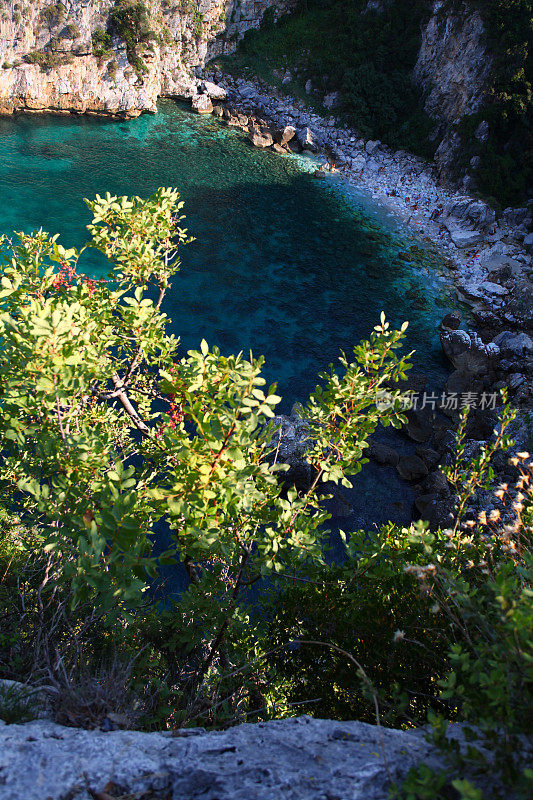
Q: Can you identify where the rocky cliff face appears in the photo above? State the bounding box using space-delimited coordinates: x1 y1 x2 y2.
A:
414 1 491 127
413 0 493 180
0 0 296 116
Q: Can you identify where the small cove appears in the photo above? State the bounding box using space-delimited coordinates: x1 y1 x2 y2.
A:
0 99 457 543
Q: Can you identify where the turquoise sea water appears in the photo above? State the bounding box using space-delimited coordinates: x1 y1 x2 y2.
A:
0 100 455 537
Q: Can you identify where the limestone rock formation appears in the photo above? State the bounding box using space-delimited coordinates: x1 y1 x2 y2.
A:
248 127 274 147
0 715 469 800
192 91 214 113
0 0 296 117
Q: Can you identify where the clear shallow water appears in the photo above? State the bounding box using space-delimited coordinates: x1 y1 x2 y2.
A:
0 100 455 540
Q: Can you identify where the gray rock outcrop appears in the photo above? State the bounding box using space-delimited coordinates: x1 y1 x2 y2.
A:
440 327 499 378
0 716 464 800
297 126 319 153
414 0 493 176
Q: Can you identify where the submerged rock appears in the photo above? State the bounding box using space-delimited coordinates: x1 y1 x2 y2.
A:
397 454 429 482
440 312 461 330
267 411 313 490
367 440 400 467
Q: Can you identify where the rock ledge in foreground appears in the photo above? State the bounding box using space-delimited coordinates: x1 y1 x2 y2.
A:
0 716 449 800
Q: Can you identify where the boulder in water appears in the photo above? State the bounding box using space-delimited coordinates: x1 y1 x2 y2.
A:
367 440 400 467
248 128 274 148
191 93 213 114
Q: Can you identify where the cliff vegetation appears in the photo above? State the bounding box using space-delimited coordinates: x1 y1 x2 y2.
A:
218 0 437 157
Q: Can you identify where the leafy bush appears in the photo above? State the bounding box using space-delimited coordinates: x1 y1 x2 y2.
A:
0 188 530 797
41 1 65 28
107 58 118 79
0 683 39 725
61 22 81 40
23 49 73 71
263 404 533 798
0 188 413 727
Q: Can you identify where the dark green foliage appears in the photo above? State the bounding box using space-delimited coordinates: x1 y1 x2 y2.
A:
0 684 38 725
40 1 64 28
61 23 81 39
460 0 533 205
23 49 73 71
110 0 155 52
224 0 531 204
91 27 113 63
107 58 118 79
262 555 449 726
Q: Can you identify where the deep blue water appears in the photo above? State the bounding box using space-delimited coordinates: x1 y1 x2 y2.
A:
0 100 456 543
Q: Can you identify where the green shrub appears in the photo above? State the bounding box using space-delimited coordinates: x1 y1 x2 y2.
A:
261 403 533 799
61 22 81 39
0 684 39 725
109 0 156 75
41 1 65 28
0 189 412 727
0 185 530 794
110 0 154 50
107 58 118 79
92 27 113 64
23 48 72 71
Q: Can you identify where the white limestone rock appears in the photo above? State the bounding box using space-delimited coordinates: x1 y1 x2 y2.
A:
192 92 214 114
480 281 509 296
0 716 468 800
202 80 227 101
